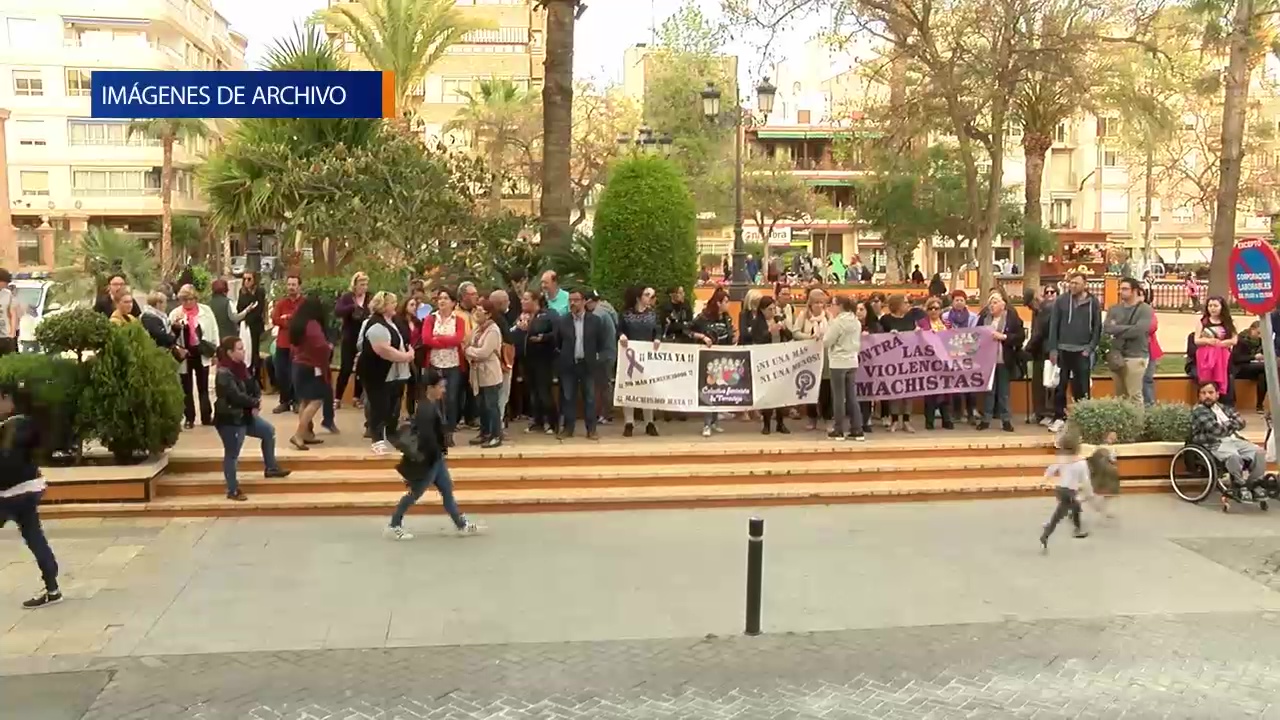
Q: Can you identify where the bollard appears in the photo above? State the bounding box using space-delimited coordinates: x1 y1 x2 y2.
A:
745 516 765 636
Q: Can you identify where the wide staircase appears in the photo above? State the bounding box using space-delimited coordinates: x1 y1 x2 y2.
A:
40 433 1173 518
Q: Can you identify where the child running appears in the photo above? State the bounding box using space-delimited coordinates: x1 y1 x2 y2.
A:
0 382 63 608
386 367 481 540
1040 428 1091 551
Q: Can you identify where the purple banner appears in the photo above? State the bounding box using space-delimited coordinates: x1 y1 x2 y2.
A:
854 327 999 400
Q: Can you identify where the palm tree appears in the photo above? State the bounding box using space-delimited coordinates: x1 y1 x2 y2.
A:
310 0 480 119
126 118 209 278
446 78 538 213
539 0 579 253
52 225 158 306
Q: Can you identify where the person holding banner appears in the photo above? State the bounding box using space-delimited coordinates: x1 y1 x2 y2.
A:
741 295 793 434
878 295 918 433
976 293 1024 432
792 289 833 431
690 288 736 438
916 297 955 430
825 296 865 441
855 300 880 435
617 286 661 437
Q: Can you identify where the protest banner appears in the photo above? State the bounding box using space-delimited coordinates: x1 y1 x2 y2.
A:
614 340 824 412
854 327 998 400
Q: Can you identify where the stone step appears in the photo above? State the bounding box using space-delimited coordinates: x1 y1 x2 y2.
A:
42 476 1170 518
155 454 1064 496
166 434 1057 473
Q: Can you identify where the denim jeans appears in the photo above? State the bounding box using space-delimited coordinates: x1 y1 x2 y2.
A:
273 347 293 406
0 491 59 592
478 383 502 439
1142 354 1158 406
983 364 1013 423
433 365 464 431
390 459 466 529
829 367 864 436
703 412 719 428
215 415 278 494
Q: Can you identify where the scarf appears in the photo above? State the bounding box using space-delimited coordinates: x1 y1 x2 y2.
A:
217 355 250 381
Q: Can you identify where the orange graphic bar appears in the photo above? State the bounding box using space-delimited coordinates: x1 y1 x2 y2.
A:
381 72 397 119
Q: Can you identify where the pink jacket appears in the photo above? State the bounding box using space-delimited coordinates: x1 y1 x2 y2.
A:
1149 314 1163 361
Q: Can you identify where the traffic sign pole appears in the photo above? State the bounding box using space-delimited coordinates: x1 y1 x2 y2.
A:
1228 239 1280 444
1262 314 1280 446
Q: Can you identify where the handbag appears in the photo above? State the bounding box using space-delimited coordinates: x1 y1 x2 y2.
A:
1042 360 1061 389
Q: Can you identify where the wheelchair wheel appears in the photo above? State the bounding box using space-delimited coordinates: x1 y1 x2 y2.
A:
1170 445 1216 503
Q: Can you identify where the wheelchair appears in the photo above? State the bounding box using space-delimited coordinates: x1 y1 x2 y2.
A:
1169 421 1277 512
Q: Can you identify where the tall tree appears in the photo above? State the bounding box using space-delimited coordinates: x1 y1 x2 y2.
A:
310 0 477 118
126 118 210 279
446 78 540 214
1198 0 1280 294
538 0 581 253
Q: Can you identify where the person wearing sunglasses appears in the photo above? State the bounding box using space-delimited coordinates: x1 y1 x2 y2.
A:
1025 286 1056 425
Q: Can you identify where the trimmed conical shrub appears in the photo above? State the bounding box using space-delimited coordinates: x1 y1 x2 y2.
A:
81 322 183 463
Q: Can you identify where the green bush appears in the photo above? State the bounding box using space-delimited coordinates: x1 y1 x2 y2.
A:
80 323 183 463
591 155 698 308
0 353 86 459
34 307 112 359
1069 397 1144 444
1142 402 1193 442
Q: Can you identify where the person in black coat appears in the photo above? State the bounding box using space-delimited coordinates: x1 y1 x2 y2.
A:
93 273 141 318
236 271 268 385
741 295 792 434
1024 285 1056 424
386 367 479 540
976 293 1026 432
658 286 694 343
212 337 290 501
519 290 559 434
0 381 63 609
551 288 608 439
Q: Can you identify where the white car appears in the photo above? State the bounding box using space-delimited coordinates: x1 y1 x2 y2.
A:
11 276 61 352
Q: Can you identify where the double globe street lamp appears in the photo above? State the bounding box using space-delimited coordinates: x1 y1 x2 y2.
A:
701 76 777 298
617 126 674 157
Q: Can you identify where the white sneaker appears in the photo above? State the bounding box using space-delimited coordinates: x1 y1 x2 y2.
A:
385 525 414 541
458 521 482 535
702 426 712 438
1039 417 1052 427
712 424 725 434
1047 420 1065 433
371 441 394 455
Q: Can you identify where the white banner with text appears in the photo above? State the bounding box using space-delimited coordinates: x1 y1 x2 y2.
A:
613 340 824 412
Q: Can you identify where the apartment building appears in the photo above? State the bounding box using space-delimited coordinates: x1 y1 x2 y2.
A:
0 1 246 268
326 0 545 138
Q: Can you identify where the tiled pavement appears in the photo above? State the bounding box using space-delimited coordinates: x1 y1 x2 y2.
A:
13 610 1280 719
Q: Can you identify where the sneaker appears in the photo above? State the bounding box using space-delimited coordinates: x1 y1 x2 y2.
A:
22 589 62 610
1001 421 1015 432
1039 417 1053 427
544 427 557 436
481 437 502 449
976 421 991 431
385 526 414 541
458 521 482 535
264 468 291 479
226 490 248 501
850 434 866 442
711 424 725 434
702 426 712 438
371 441 394 455
1073 530 1089 539
586 431 600 441
1047 419 1065 433
525 423 544 434
321 422 340 434
645 422 660 437
468 435 488 446
828 430 846 441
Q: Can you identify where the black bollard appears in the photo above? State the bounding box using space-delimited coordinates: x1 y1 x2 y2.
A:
745 516 764 636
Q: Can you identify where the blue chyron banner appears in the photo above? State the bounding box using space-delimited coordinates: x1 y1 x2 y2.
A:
90 70 396 120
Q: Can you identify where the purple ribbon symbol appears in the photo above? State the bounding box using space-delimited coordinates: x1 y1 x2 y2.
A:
625 347 645 379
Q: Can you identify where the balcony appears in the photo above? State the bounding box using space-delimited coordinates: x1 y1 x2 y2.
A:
790 157 866 172
62 37 186 70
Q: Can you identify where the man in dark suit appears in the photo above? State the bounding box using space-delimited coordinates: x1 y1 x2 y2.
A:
553 288 607 440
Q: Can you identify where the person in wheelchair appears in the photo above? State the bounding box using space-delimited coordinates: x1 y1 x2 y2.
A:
1190 380 1267 489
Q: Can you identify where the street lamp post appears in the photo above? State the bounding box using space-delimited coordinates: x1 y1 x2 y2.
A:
617 126 673 157
702 77 776 299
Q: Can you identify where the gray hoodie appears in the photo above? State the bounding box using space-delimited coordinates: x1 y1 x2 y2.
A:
1104 301 1153 358
1046 291 1102 355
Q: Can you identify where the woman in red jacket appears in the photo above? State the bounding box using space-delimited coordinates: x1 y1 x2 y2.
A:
420 288 468 443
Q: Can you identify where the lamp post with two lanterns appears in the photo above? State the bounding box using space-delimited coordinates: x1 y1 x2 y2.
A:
701 76 776 299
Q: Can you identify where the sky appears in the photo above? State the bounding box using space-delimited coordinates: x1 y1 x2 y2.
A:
211 0 815 86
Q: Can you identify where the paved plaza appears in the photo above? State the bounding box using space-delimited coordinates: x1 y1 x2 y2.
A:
7 497 1280 717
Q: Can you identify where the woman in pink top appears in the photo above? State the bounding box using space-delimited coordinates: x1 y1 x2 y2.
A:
1194 296 1237 401
1140 288 1162 406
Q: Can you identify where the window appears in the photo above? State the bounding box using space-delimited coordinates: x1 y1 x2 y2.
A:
15 230 41 266
68 120 157 146
442 78 473 103
1173 204 1194 223
71 169 160 196
1050 199 1073 228
6 18 37 50
1102 150 1121 168
1096 116 1119 139
15 120 45 146
65 68 92 97
19 171 49 196
13 70 42 96
1054 121 1068 143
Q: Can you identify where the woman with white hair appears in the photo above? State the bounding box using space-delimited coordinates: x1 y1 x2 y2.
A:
356 291 415 454
168 284 219 429
334 271 371 409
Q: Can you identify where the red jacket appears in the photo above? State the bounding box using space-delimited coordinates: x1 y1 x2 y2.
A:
419 312 467 370
271 295 303 350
